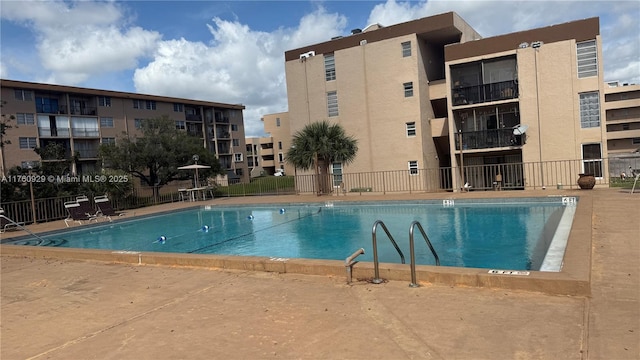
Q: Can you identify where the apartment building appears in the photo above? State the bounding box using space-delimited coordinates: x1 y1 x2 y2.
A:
604 81 640 175
281 12 609 191
0 80 249 182
246 112 295 178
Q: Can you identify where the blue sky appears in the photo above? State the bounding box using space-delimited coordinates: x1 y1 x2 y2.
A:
1 0 639 136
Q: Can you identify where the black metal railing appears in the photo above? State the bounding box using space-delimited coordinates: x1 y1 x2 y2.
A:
455 129 525 150
2 157 638 226
452 80 518 106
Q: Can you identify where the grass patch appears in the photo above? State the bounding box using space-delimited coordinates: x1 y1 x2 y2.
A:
215 176 295 196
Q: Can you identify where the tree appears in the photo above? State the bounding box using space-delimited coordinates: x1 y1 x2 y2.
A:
286 120 358 195
1 100 16 174
99 116 223 199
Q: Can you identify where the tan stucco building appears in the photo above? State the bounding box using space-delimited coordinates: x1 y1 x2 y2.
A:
279 12 611 191
0 79 249 182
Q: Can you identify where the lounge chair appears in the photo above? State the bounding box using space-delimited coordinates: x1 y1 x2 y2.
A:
64 201 99 227
76 195 99 216
0 207 25 233
94 195 126 221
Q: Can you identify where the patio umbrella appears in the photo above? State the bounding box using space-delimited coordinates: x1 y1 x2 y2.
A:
178 164 211 187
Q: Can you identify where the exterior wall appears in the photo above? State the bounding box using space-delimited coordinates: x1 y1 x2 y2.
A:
285 30 469 180
445 20 606 190
0 80 248 182
277 14 618 193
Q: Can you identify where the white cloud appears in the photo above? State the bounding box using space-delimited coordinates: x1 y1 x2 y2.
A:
2 0 637 138
133 7 347 137
1 0 160 84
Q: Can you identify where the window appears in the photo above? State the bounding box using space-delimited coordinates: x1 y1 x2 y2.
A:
402 41 411 57
232 139 240 146
582 144 602 177
404 82 413 97
100 117 114 128
98 96 111 107
134 118 144 129
408 161 418 175
14 89 33 101
133 100 143 109
579 92 600 128
234 153 243 162
276 118 281 127
278 152 284 163
622 124 630 131
577 40 597 78
331 162 343 187
35 97 59 113
406 122 416 137
278 141 282 150
71 117 99 137
327 91 339 117
173 103 183 112
175 121 186 130
632 138 640 145
231 124 238 131
145 100 156 110
16 113 35 125
324 54 336 81
102 137 116 145
19 137 37 149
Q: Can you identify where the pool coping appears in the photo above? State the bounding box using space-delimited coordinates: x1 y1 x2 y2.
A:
0 194 592 296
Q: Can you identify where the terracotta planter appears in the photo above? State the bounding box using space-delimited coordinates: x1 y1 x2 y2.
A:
577 173 596 190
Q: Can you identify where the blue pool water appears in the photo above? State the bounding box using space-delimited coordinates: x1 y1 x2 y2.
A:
7 199 572 271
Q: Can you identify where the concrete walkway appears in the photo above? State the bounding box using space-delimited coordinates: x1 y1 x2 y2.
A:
1 189 638 359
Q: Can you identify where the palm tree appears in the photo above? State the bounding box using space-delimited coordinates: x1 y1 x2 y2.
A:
286 120 358 195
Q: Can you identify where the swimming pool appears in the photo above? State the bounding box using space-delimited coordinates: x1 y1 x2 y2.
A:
6 198 576 271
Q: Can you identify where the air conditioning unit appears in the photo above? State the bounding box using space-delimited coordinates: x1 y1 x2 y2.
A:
299 51 316 59
360 40 367 46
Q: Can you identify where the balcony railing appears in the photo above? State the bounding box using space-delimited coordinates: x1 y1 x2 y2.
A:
452 80 518 106
76 149 99 158
455 129 525 150
71 129 100 137
186 114 202 121
70 106 97 116
38 128 71 137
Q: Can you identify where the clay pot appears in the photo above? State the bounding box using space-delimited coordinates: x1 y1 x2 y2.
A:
577 174 596 190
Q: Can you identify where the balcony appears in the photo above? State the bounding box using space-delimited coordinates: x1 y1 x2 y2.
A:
452 80 518 106
217 131 231 139
70 106 97 116
186 114 202 121
76 149 99 159
38 128 70 137
455 128 525 151
72 129 100 137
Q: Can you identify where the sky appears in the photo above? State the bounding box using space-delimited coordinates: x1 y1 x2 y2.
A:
1 0 639 137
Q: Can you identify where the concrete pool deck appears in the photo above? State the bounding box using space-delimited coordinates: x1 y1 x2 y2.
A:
1 189 639 359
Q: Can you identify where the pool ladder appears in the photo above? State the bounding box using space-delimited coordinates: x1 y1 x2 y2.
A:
370 220 440 287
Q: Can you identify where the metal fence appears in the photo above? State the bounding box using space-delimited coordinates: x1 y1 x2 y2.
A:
2 157 638 225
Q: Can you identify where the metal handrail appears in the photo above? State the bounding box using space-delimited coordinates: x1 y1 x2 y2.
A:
371 220 405 284
0 215 47 244
409 221 440 288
